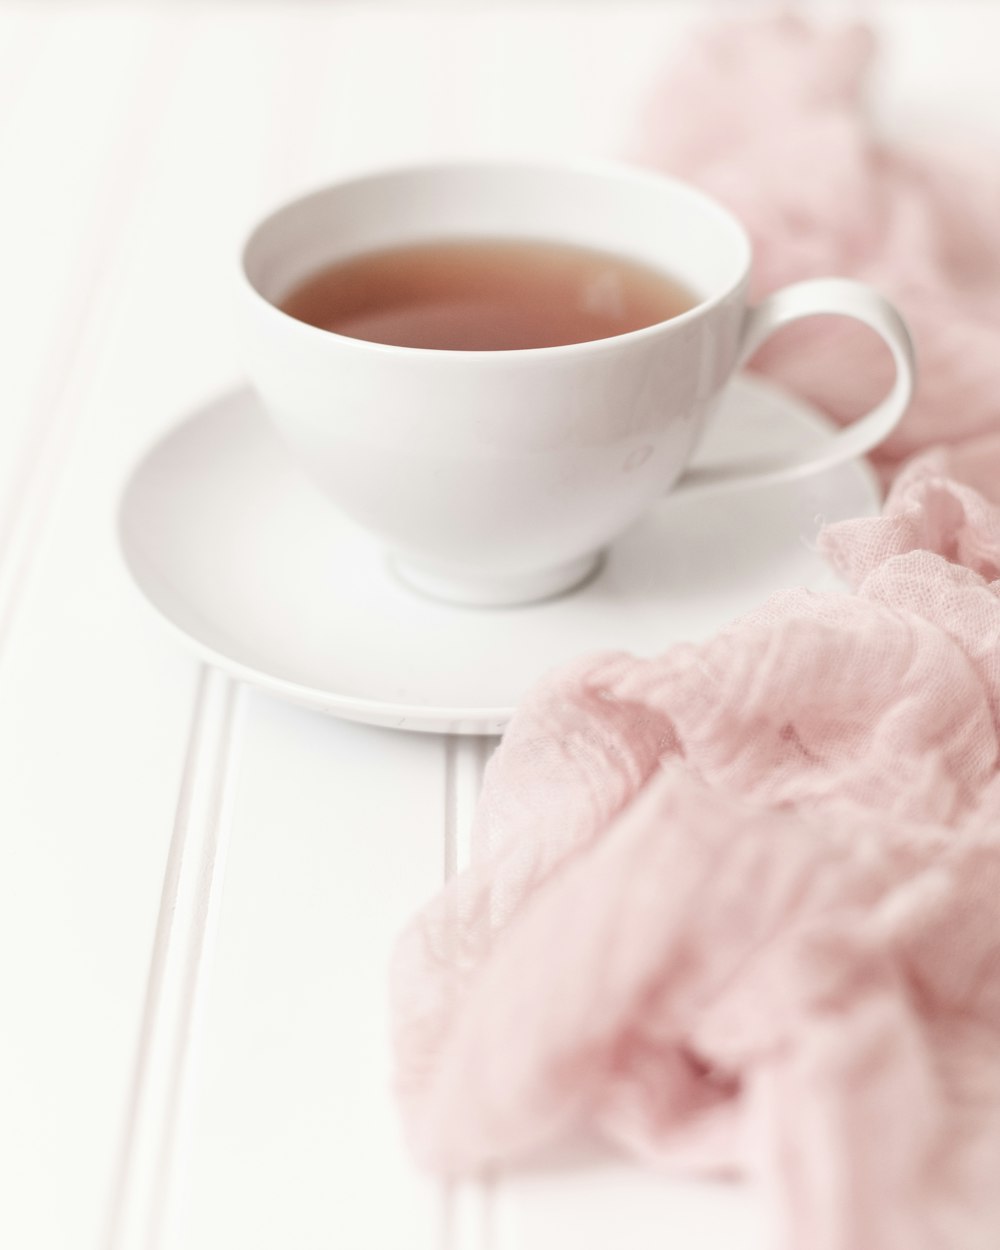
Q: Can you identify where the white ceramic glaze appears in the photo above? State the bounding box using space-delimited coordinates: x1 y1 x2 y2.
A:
117 377 880 734
237 160 914 606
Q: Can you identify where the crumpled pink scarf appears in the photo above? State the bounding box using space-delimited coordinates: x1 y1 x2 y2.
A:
391 16 1000 1250
638 14 1000 482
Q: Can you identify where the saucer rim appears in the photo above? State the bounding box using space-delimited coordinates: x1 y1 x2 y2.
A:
116 388 517 733
115 376 880 735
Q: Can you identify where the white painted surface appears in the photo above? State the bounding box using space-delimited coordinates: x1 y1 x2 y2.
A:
1 3 996 1249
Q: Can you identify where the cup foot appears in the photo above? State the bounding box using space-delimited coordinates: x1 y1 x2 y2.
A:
389 550 603 608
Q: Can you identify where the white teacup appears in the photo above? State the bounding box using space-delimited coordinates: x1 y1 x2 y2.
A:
238 161 915 606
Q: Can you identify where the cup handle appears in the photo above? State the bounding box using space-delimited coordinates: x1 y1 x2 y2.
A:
673 277 916 495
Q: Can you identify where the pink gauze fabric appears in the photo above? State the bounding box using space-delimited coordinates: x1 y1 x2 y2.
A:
390 16 1000 1250
637 13 1000 483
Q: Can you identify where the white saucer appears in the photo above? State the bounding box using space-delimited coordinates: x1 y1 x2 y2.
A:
117 377 879 734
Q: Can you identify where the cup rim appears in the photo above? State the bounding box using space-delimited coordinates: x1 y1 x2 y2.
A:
238 156 753 360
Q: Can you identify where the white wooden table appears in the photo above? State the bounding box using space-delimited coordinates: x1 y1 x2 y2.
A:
2 3 996 1247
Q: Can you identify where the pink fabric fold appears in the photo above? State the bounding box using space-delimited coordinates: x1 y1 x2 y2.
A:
638 13 1000 482
390 16 1000 1250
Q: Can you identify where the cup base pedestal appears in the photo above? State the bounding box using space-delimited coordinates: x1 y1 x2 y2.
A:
389 550 604 608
